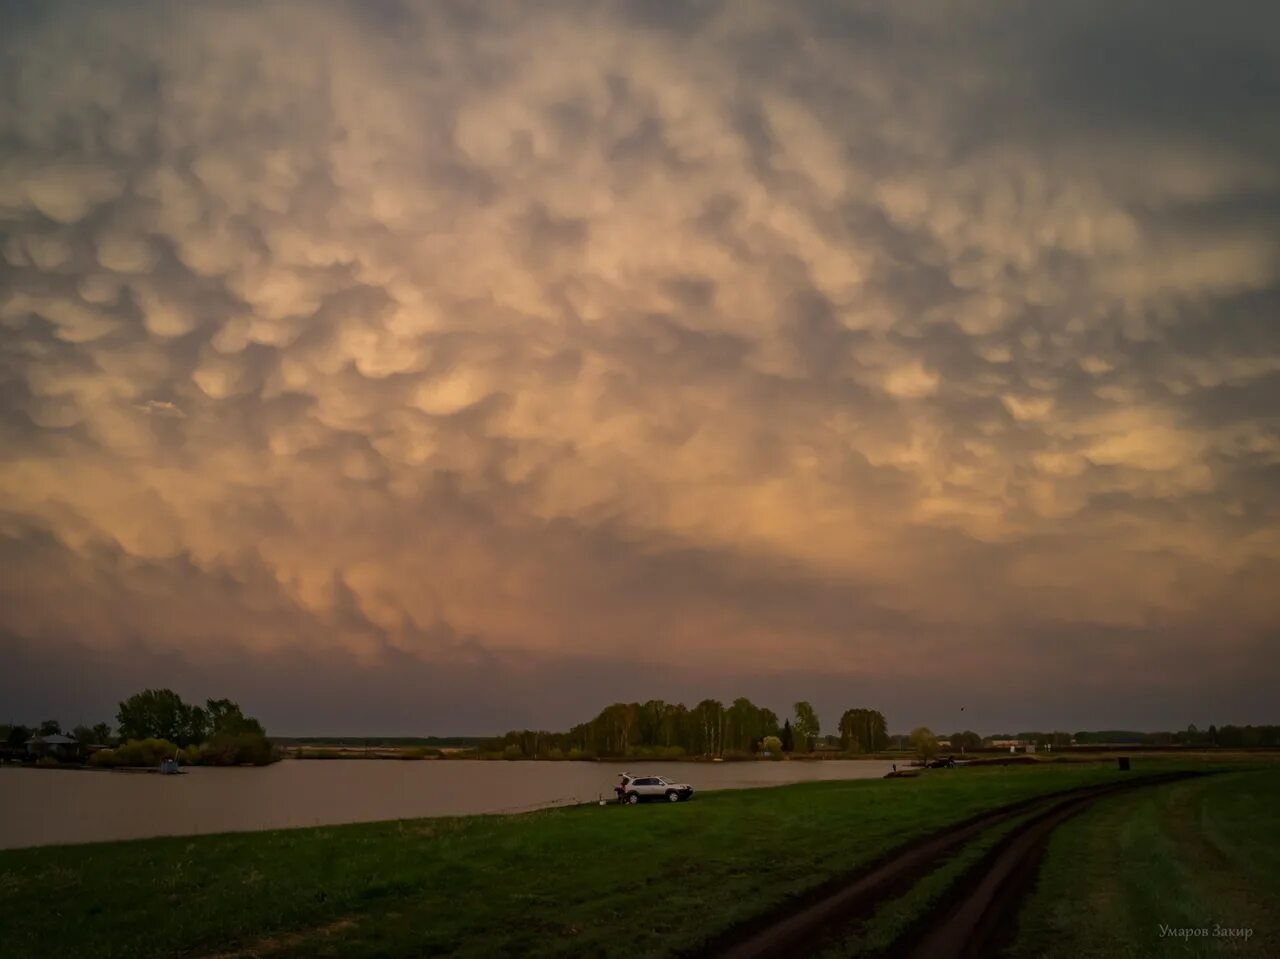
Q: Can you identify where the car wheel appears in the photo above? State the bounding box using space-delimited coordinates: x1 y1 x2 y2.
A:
666 790 680 802
627 792 640 805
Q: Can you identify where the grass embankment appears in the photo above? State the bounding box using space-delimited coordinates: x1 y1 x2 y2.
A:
813 812 1032 958
0 763 1178 959
1009 767 1280 958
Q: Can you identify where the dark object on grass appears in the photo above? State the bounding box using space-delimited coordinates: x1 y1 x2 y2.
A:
1117 756 1130 771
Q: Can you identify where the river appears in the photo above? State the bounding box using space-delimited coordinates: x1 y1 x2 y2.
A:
0 758 897 849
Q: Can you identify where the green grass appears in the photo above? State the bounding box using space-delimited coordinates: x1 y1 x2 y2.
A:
1008 767 1280 958
0 764 1160 959
814 811 1030 958
817 808 1042 959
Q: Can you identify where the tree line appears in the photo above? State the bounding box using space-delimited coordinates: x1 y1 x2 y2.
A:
487 699 890 759
908 725 1280 750
484 710 1280 761
2 688 278 766
2 719 112 751
1069 725 1280 747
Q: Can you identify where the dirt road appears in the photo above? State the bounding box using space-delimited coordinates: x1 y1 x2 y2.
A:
702 771 1204 959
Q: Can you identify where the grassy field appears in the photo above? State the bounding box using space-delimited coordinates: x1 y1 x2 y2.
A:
813 810 1031 958
0 763 1161 959
1009 767 1280 958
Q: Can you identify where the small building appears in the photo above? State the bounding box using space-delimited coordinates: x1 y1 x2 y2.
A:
25 734 83 762
989 739 1027 751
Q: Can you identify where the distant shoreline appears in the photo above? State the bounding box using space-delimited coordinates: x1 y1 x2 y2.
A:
273 744 1280 763
12 744 1277 772
277 746 885 762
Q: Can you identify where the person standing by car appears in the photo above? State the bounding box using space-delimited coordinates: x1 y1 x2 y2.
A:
615 773 631 803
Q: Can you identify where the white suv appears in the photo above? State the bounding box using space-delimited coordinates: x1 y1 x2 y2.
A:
621 775 695 804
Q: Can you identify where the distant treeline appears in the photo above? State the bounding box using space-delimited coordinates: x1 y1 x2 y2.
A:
1069 725 1280 747
272 736 489 749
2 719 111 751
933 726 1280 748
486 709 1280 760
486 699 889 759
3 688 278 766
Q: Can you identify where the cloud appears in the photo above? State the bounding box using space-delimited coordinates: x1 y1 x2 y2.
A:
134 399 184 418
0 0 1278 732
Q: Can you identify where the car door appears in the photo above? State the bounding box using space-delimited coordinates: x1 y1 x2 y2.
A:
633 777 659 797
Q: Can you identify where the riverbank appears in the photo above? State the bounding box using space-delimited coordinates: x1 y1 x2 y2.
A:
278 746 901 761
0 758 900 847
274 742 1280 763
4 760 1264 959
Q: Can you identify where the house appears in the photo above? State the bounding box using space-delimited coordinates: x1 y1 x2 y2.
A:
25 734 83 762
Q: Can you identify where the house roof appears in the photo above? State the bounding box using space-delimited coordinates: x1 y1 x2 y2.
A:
26 734 77 745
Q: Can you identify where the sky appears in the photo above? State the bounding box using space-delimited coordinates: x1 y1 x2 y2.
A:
2 1 1278 737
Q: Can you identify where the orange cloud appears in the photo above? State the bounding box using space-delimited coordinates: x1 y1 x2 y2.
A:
1 1 1278 731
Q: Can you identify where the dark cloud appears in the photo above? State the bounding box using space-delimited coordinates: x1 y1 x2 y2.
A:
1 1 1278 733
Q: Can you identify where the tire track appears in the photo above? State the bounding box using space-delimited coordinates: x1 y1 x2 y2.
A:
699 772 1204 959
893 771 1209 959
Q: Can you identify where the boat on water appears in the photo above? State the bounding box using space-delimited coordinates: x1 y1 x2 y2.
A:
159 757 181 775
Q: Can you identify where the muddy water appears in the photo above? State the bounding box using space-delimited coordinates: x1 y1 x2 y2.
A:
0 758 895 848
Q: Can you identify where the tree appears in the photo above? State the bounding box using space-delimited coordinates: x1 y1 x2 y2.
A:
725 698 758 753
116 689 208 747
91 722 113 745
948 730 983 753
780 719 794 753
204 699 265 737
38 719 62 736
759 707 780 742
72 724 95 746
661 702 688 749
839 708 889 754
723 697 778 753
5 724 32 748
793 702 820 753
910 727 938 760
195 697 272 764
761 735 783 755
637 700 668 747
691 699 725 756
593 703 638 756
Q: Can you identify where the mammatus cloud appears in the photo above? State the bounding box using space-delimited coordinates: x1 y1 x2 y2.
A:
1 1 1278 733
134 399 184 418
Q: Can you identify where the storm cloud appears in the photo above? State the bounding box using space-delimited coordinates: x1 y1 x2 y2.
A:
2 1 1278 734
